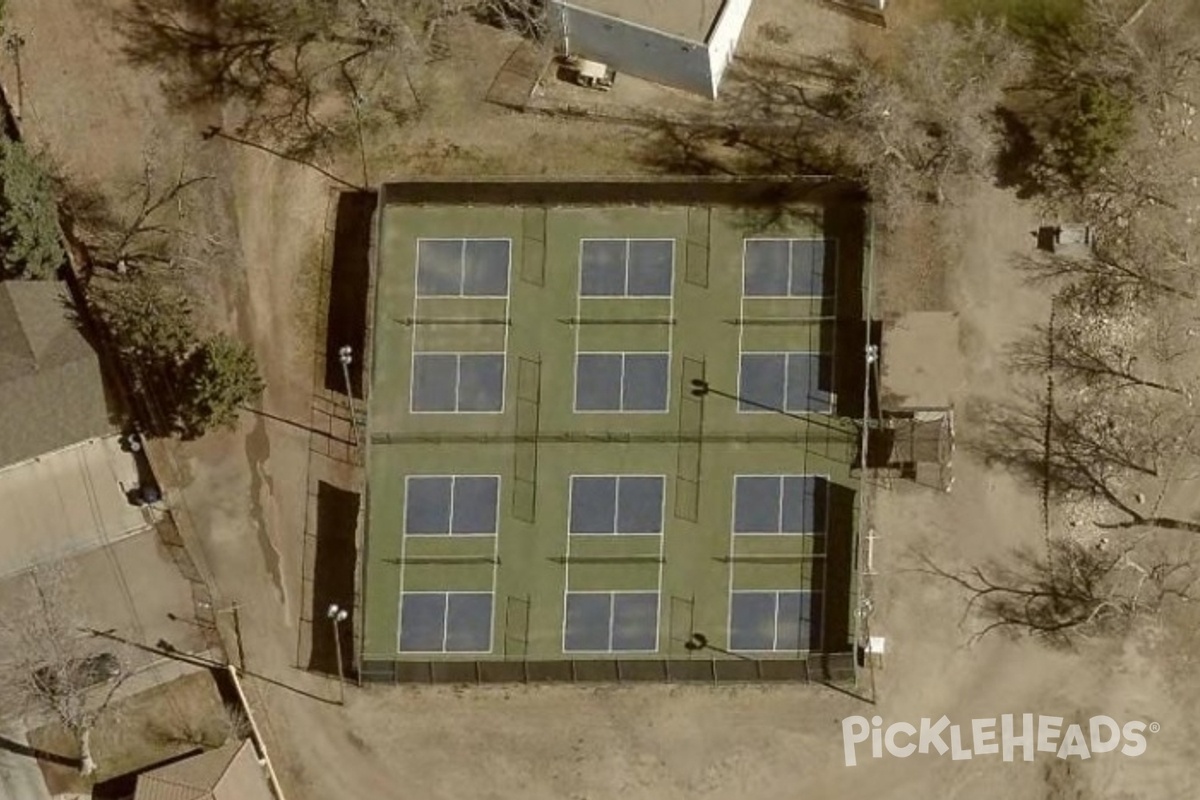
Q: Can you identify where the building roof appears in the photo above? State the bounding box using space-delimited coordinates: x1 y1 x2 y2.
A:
134 740 274 800
0 280 113 467
565 0 726 42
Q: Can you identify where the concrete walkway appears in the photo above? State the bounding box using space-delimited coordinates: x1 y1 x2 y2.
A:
0 435 147 578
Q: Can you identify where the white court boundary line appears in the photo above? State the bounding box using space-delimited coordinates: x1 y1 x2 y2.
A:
567 474 667 536
402 475 502 537
731 474 831 537
572 352 672 414
578 237 676 298
560 589 663 655
734 350 834 416
397 590 496 656
414 237 513 299
741 236 839 300
726 589 824 654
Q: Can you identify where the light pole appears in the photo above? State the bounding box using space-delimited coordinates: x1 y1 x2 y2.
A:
326 604 349 705
338 345 361 447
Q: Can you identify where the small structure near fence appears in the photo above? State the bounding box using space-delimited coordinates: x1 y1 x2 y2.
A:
548 0 754 97
875 311 958 491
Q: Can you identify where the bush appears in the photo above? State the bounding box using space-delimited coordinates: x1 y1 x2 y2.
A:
178 334 264 436
0 139 65 279
89 273 264 437
88 273 196 365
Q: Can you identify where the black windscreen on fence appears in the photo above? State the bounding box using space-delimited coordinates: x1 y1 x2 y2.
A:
359 654 854 685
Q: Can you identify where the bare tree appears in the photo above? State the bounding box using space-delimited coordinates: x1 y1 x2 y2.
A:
1010 280 1191 396
473 0 548 40
983 389 1200 534
120 0 442 156
0 563 130 776
829 18 1028 216
643 19 1028 226
212 703 252 744
1127 0 1200 105
1012 0 1200 207
1023 0 1200 108
918 537 1197 645
66 145 214 273
1016 233 1198 307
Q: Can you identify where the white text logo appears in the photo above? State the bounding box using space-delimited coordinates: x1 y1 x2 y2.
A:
841 715 1155 766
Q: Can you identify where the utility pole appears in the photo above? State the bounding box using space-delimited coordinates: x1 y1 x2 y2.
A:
327 604 349 705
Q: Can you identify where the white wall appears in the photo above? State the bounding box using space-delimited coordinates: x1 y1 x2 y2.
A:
706 0 753 97
552 1 715 98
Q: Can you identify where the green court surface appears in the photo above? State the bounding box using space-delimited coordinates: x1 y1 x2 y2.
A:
361 189 868 669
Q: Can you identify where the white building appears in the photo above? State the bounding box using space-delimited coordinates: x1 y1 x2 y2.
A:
549 0 755 98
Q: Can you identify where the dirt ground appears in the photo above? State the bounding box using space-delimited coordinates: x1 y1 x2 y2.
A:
4 0 1199 799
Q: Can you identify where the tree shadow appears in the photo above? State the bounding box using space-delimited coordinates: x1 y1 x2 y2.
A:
57 180 124 264
56 282 133 434
994 106 1045 198
323 192 374 397
635 121 738 177
116 0 284 109
115 0 423 159
0 734 82 770
915 532 1198 648
967 392 1052 489
634 53 860 180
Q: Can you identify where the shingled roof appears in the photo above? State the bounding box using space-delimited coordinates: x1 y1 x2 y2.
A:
0 280 114 468
134 740 274 800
